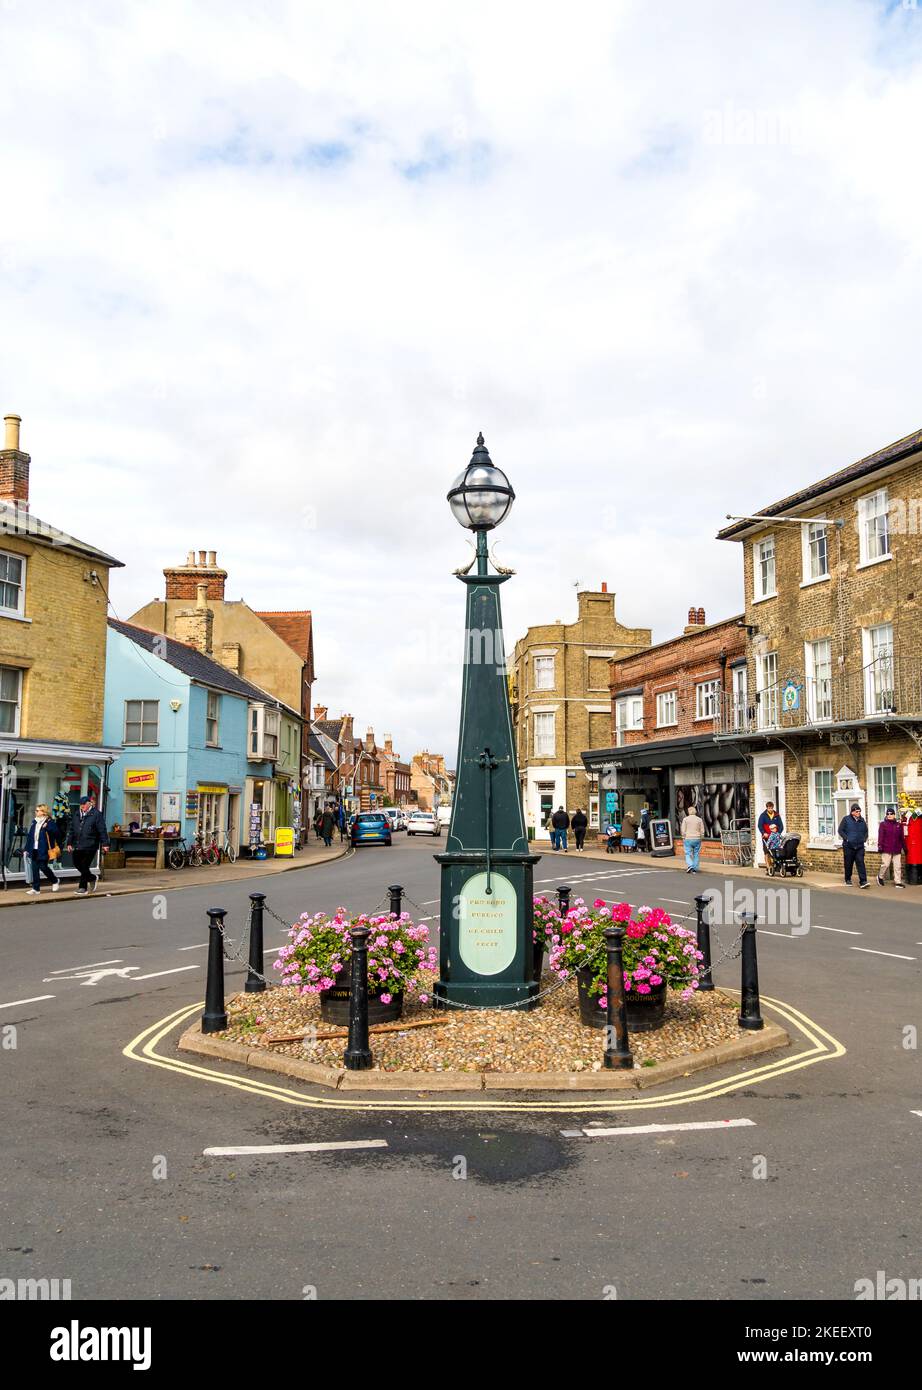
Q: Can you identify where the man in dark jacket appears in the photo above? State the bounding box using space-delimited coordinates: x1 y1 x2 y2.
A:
66 793 110 895
571 807 588 852
551 806 570 852
838 802 869 888
757 801 784 846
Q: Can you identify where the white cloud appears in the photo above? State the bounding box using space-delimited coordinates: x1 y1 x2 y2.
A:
2 0 922 757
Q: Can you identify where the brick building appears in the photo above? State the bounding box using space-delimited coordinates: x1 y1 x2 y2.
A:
0 413 124 884
716 424 922 871
581 608 748 855
411 750 451 810
510 585 650 838
378 736 413 808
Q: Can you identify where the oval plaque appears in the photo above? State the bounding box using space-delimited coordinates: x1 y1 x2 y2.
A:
458 871 518 976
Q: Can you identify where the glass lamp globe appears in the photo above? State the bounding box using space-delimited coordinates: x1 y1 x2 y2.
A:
447 433 515 531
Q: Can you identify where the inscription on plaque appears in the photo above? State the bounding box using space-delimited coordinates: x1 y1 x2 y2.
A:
458 871 517 976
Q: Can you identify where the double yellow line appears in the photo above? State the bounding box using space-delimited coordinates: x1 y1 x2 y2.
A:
123 993 845 1115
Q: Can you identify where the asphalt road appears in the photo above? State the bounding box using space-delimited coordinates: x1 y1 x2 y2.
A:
2 835 921 1302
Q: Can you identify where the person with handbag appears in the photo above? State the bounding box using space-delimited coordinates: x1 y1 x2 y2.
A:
25 803 61 895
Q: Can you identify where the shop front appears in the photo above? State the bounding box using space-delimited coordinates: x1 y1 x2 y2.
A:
244 774 276 854
0 738 122 887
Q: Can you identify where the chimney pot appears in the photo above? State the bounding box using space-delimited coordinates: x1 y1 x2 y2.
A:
4 415 21 451
198 550 206 565
688 607 696 623
601 581 607 593
208 550 216 566
186 550 195 566
697 607 706 625
196 582 208 611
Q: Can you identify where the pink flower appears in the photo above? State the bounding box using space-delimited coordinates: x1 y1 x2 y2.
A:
380 992 392 1004
634 983 651 995
593 898 606 909
418 993 429 1004
649 974 662 986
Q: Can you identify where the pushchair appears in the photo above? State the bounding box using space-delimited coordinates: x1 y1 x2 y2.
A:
765 831 803 877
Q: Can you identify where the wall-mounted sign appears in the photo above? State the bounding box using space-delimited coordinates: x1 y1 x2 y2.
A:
458 872 517 976
197 784 228 796
782 680 801 712
249 801 262 847
125 768 158 790
185 790 199 819
160 792 181 822
275 826 294 857
605 790 619 814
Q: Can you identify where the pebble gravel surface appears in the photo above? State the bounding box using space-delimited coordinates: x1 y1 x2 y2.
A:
218 974 744 1073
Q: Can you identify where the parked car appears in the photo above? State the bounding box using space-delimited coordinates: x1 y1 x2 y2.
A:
350 812 392 847
407 810 440 837
436 803 452 828
382 807 407 832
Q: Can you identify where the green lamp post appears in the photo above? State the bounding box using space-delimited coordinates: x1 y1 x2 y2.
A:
433 433 540 1010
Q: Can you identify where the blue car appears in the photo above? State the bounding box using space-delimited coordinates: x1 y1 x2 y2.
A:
350 812 392 847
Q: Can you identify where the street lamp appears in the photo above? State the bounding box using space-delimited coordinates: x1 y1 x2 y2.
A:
433 433 539 1011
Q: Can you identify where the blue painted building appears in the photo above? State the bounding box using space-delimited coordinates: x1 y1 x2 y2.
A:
104 620 297 852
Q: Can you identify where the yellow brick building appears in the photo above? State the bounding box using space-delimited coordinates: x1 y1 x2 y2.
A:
0 413 123 883
716 426 922 874
510 585 651 839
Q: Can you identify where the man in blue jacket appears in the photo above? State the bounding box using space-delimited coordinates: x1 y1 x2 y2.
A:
838 802 869 888
66 793 110 895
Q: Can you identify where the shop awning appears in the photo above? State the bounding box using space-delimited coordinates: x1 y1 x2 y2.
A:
582 733 747 773
0 739 124 763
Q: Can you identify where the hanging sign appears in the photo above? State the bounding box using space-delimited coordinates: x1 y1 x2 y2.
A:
458 871 517 976
782 680 801 712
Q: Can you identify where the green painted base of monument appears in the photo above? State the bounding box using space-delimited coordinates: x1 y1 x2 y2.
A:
434 851 540 1010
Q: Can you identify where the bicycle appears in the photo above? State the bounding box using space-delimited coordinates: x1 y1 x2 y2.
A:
220 829 237 864
202 831 221 867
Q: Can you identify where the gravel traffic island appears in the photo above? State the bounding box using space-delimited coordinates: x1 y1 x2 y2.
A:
178 975 791 1091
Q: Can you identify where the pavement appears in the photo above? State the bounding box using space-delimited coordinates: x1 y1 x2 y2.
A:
540 839 922 901
2 832 921 1303
0 836 350 908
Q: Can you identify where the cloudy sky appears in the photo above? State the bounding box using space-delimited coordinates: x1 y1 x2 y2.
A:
2 0 921 759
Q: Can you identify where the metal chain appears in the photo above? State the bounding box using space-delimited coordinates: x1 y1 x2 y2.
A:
215 911 274 988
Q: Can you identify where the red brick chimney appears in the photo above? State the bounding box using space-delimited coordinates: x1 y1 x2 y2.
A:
163 549 227 601
696 607 706 625
313 705 328 721
685 606 706 635
384 736 394 755
0 414 30 509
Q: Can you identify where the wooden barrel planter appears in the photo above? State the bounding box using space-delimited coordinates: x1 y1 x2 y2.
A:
319 981 404 1026
576 966 667 1033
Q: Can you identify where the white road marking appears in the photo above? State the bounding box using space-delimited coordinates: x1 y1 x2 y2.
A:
263 947 283 955
204 1140 389 1157
177 943 208 952
417 915 436 923
563 1118 756 1139
421 899 440 906
47 959 123 973
0 994 55 1010
813 925 862 936
911 1111 922 1118
42 966 138 986
758 929 798 939
133 965 200 980
850 947 916 961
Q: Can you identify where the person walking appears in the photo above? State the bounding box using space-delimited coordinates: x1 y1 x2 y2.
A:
24 803 61 896
681 804 705 873
551 806 570 852
838 802 869 888
320 804 336 848
571 807 588 852
337 803 347 842
622 809 639 851
877 806 905 888
65 792 109 895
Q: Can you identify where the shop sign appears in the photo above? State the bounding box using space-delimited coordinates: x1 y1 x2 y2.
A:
197 784 227 795
275 826 294 857
650 818 674 851
125 768 158 790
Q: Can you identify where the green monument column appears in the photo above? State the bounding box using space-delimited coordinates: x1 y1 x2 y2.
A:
433 434 540 1010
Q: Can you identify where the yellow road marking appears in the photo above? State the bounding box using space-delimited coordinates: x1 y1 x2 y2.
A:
123 992 845 1114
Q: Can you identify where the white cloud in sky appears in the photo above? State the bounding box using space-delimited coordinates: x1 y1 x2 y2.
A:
2 0 922 758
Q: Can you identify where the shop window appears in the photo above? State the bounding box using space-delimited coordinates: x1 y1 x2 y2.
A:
125 700 159 745
124 791 158 827
0 551 26 616
0 665 22 735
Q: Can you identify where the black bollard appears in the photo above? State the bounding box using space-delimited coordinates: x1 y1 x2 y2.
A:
603 925 633 1069
694 893 714 993
245 892 266 994
202 907 228 1034
388 883 404 918
557 885 572 917
343 925 373 1071
738 911 764 1030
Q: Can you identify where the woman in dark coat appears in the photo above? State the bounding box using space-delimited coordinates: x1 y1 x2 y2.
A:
571 808 588 852
320 807 336 848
